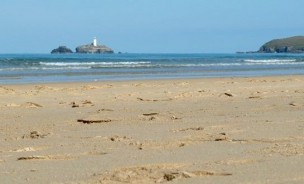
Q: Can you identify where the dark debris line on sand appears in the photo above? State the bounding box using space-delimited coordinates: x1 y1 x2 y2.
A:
77 119 112 124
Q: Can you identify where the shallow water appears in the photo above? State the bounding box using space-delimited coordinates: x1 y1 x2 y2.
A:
0 53 304 84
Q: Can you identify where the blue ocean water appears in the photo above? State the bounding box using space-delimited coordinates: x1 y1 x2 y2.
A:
0 53 304 84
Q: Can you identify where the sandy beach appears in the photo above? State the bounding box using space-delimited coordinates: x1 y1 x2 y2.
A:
0 76 304 183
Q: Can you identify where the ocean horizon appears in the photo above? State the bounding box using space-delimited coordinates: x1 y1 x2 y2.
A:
1 53 304 84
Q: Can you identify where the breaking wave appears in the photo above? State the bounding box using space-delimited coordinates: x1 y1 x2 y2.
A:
244 59 297 63
39 61 151 67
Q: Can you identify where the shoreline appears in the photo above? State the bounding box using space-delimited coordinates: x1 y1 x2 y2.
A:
2 74 304 86
1 75 304 183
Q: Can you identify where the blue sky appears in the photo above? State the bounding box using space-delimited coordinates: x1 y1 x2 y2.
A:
0 0 303 53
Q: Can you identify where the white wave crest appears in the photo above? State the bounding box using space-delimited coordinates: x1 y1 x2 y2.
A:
0 66 91 71
244 59 296 63
39 61 151 66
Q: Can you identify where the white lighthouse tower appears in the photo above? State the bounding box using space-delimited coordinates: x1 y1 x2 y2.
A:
93 37 97 46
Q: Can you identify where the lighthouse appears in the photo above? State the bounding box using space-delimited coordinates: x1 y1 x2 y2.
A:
93 37 97 47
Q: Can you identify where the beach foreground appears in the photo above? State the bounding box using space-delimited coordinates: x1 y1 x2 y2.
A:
1 76 304 183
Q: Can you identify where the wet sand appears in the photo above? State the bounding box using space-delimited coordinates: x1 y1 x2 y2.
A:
0 76 304 183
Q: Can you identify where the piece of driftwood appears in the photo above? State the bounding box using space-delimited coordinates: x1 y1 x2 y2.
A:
77 119 112 124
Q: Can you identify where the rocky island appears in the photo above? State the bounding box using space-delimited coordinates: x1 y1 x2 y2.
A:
258 36 304 53
76 44 113 54
51 38 114 54
51 46 73 54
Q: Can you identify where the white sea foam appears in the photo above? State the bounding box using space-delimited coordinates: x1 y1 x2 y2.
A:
244 59 297 63
39 61 151 66
2 60 304 72
39 67 91 70
36 61 304 68
0 66 91 71
180 63 243 67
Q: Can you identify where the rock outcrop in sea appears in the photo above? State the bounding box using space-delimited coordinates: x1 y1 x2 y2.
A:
258 36 304 53
76 44 114 54
51 46 73 54
51 38 114 54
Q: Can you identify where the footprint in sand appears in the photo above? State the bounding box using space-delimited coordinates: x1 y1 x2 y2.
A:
82 100 94 105
289 102 302 107
17 155 77 161
137 97 173 102
81 85 99 90
173 132 230 147
5 103 20 107
8 147 43 153
260 143 304 157
78 112 113 124
5 102 43 108
0 86 15 94
98 164 231 183
108 135 143 150
141 113 181 122
71 100 94 108
22 131 49 139
23 102 43 108
97 108 114 112
173 127 204 133
215 159 259 166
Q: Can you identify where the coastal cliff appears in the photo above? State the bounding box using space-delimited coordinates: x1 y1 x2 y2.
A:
258 36 304 53
76 44 114 54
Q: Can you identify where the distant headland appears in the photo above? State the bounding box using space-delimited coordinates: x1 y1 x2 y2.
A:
237 36 304 54
51 37 114 54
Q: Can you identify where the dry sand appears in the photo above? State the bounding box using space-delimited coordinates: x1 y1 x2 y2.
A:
0 76 304 183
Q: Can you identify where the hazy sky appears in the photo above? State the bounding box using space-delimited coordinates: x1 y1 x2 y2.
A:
0 0 303 53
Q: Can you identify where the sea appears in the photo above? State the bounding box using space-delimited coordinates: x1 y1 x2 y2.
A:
0 53 304 84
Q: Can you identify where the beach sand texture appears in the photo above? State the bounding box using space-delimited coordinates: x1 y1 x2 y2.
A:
0 76 304 183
